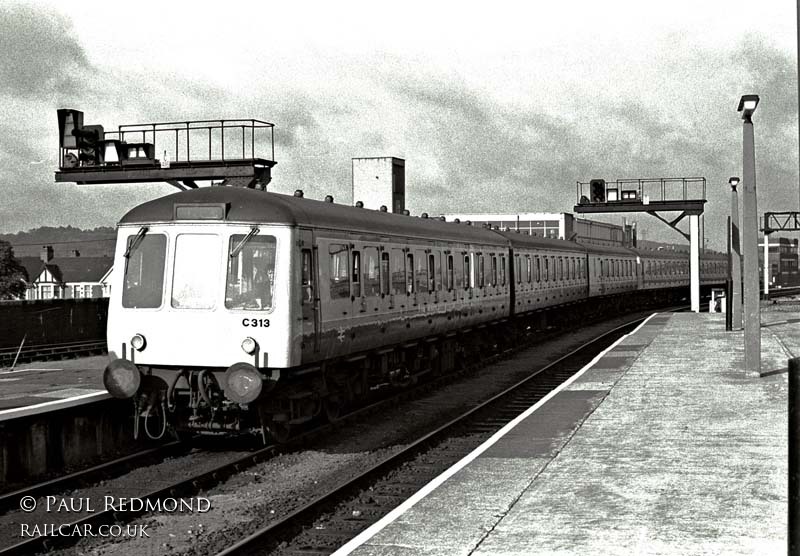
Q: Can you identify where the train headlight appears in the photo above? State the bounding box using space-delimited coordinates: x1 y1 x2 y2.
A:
241 337 258 355
131 333 147 351
103 359 142 399
224 362 263 403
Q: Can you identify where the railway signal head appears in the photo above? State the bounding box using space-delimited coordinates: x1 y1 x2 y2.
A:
57 109 83 150
74 124 105 166
590 178 606 203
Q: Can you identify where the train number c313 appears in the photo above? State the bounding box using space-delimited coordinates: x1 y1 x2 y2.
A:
242 318 270 328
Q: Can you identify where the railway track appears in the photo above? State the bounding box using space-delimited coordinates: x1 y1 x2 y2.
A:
0 308 673 556
766 285 800 300
0 339 106 368
0 442 186 515
213 316 647 556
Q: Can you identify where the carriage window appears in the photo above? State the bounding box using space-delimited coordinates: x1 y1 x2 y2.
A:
490 255 498 286
447 255 454 290
406 253 415 293
454 254 464 289
526 255 532 283
352 250 361 297
544 257 549 282
534 256 540 282
224 234 276 310
123 233 167 308
380 252 390 295
390 249 404 294
428 253 436 292
558 257 563 281
464 255 471 289
478 254 485 287
499 255 506 285
435 253 443 291
363 247 380 297
415 250 428 293
328 244 350 299
600 260 605 277
515 255 521 284
301 249 313 303
172 234 221 309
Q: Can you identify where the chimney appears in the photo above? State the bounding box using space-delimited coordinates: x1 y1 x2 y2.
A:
40 245 54 263
71 249 80 257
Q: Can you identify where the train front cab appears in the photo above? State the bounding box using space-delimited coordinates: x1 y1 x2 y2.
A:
104 220 297 435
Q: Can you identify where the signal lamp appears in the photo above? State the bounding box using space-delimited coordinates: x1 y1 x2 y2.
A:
590 179 606 203
74 124 104 166
729 176 740 191
103 358 142 399
224 362 263 403
241 337 258 355
57 109 83 149
131 333 147 351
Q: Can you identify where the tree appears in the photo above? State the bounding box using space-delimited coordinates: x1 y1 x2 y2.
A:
0 240 26 300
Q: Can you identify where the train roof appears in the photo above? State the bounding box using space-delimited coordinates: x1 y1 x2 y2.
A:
495 230 588 253
119 187 510 245
576 242 636 256
632 247 691 259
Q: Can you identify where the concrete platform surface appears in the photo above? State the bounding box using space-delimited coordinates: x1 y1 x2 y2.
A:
338 312 796 556
0 355 108 411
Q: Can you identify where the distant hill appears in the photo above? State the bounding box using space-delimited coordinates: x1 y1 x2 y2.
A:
0 226 117 258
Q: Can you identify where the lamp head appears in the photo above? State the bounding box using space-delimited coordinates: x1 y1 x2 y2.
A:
737 94 759 119
729 176 740 191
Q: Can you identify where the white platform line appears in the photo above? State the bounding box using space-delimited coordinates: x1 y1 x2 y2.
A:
332 313 658 556
0 368 64 374
0 391 112 421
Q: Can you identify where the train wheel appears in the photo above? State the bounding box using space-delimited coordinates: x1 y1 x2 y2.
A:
324 396 344 423
267 421 292 443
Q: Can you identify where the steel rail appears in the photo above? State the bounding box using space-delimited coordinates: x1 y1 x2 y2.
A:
213 314 656 556
0 306 680 555
0 441 184 515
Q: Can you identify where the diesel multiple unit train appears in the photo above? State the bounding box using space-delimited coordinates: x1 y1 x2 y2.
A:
103 186 727 440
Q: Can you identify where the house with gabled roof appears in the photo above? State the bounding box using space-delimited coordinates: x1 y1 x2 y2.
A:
18 246 113 300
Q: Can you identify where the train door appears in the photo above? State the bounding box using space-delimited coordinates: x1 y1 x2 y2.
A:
361 245 381 315
326 241 352 319
299 229 320 353
389 247 405 309
636 256 644 290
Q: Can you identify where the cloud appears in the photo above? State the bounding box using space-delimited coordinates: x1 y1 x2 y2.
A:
0 3 90 101
0 7 796 254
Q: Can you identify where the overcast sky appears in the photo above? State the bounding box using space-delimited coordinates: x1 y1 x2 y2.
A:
0 0 797 250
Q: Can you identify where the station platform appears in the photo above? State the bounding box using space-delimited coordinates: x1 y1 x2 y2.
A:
0 355 108 413
337 310 797 556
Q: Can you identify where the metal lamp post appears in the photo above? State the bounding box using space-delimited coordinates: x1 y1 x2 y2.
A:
729 176 742 329
738 94 760 374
